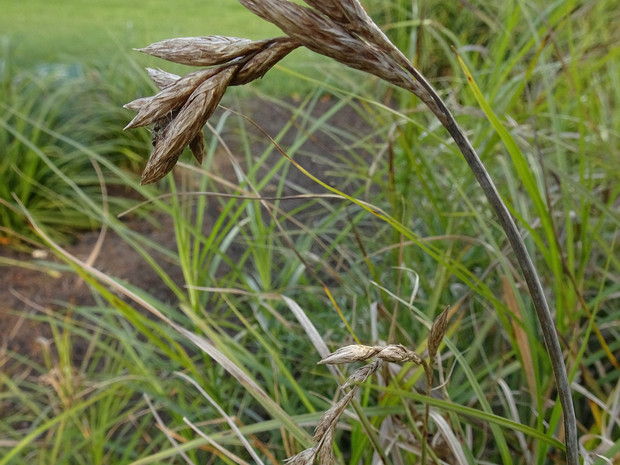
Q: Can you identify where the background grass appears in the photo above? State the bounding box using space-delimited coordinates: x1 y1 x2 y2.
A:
1 0 619 464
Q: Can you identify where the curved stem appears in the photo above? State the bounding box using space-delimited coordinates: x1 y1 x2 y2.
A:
403 65 579 464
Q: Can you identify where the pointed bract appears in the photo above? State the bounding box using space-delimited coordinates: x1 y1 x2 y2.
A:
147 68 181 89
138 36 271 67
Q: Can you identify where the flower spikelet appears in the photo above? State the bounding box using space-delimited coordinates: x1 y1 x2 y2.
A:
318 343 423 365
125 35 299 184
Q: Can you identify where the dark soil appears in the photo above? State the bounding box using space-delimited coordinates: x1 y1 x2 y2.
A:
0 96 375 362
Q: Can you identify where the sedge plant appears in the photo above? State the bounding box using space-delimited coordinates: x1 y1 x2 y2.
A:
122 0 580 463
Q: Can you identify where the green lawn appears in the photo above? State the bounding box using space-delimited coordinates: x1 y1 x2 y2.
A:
1 0 282 66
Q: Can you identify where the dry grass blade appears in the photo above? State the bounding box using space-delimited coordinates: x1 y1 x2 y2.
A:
502 276 537 400
429 411 468 465
143 394 196 465
498 379 531 463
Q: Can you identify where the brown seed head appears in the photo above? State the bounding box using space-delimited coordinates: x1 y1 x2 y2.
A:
125 68 220 130
239 0 438 113
140 66 235 184
319 343 423 365
318 344 381 365
429 306 450 363
137 36 272 67
231 37 300 85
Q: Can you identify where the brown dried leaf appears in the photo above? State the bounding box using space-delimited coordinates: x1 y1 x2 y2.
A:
502 277 537 399
137 36 270 67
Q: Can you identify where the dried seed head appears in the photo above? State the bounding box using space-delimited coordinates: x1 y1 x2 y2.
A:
316 426 337 465
126 33 301 183
140 66 235 184
137 36 271 67
231 37 300 85
123 96 152 112
342 359 381 389
188 130 206 164
319 344 423 365
284 447 317 465
429 306 450 363
239 0 432 104
313 389 355 443
306 0 411 70
302 0 352 24
126 0 446 185
125 67 219 130
303 0 369 32
318 344 381 365
378 344 423 364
